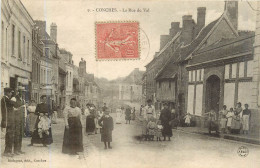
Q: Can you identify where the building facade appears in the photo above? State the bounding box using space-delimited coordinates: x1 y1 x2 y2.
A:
119 68 144 102
31 26 42 103
59 48 73 106
1 0 34 99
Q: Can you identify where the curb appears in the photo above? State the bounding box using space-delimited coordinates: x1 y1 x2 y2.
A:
176 128 260 145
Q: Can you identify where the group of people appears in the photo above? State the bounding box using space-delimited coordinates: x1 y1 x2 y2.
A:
1 87 54 157
205 102 251 135
115 106 136 124
140 99 173 141
62 101 114 154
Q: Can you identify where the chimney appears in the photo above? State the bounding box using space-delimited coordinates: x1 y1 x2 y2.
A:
169 22 180 37
225 1 238 30
79 59 86 77
34 20 46 39
181 15 195 45
196 7 206 34
160 35 170 49
50 22 57 43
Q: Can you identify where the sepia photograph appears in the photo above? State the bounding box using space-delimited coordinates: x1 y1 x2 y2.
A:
0 0 260 167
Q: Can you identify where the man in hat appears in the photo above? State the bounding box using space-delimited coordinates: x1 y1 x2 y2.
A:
1 88 16 157
143 99 156 121
11 86 26 155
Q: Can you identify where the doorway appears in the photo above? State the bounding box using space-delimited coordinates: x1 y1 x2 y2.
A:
205 75 220 113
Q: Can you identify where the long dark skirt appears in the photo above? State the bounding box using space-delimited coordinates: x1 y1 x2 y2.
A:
162 123 173 137
86 115 95 133
62 117 83 154
31 116 53 145
101 129 112 142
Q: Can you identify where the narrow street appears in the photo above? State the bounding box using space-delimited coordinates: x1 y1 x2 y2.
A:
1 113 260 168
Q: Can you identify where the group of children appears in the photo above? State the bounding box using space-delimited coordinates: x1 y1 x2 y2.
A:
219 103 251 134
144 117 163 141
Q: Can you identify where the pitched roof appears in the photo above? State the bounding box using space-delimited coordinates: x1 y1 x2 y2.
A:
145 32 181 68
187 33 255 67
156 17 220 80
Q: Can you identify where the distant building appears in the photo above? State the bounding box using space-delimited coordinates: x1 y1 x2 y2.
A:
31 26 43 103
35 20 59 103
59 48 74 106
119 68 144 102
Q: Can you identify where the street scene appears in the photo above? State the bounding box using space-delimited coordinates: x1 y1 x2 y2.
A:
1 0 260 168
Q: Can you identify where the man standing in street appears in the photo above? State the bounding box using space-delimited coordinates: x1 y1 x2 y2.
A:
143 99 156 121
1 88 16 157
12 86 26 155
102 103 108 113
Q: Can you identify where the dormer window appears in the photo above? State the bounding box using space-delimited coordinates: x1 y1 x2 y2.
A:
44 47 50 58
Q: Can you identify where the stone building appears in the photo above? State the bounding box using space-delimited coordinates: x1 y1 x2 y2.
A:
1 0 34 99
59 48 74 106
34 21 59 103
119 68 144 102
72 64 80 101
58 52 66 109
154 2 243 118
31 26 42 103
78 59 87 108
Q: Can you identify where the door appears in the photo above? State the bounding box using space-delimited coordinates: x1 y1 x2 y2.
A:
205 75 220 114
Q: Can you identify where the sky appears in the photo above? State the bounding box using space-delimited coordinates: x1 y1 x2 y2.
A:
21 0 257 80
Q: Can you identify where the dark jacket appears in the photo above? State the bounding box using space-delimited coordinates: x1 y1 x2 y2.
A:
1 96 15 128
35 102 53 117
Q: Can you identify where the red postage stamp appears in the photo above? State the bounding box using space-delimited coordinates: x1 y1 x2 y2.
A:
96 21 139 60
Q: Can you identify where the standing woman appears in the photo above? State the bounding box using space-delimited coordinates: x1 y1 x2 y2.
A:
125 107 131 124
115 106 122 124
62 98 83 155
242 104 251 134
26 100 37 136
86 106 96 135
29 95 53 147
159 102 172 141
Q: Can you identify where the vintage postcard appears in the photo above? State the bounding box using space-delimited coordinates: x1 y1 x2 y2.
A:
1 0 260 168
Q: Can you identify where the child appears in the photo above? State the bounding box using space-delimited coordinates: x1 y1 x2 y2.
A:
226 108 234 133
38 115 50 138
184 113 192 127
219 113 227 134
147 117 157 141
155 120 163 141
98 110 114 149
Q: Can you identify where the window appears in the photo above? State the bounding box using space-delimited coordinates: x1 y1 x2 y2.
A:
247 60 254 77
23 36 26 61
193 70 196 82
196 70 200 81
159 82 161 88
1 21 4 60
12 24 15 56
27 40 30 64
169 81 171 89
44 48 50 58
18 31 21 59
189 71 192 82
231 63 237 78
239 62 245 78
44 70 46 84
225 64 230 79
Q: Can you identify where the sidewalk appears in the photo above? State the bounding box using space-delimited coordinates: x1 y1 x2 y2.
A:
176 126 260 145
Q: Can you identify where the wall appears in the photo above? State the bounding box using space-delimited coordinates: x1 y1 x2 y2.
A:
156 80 175 102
